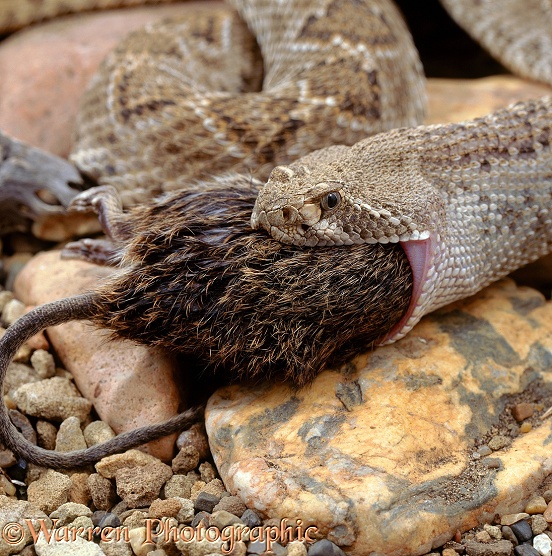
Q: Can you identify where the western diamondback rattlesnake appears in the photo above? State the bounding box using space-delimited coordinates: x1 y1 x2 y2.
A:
0 0 551 466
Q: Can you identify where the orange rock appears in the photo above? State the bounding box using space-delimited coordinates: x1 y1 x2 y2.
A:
13 250 186 462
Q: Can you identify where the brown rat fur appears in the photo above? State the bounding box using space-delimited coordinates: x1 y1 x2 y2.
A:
0 174 412 467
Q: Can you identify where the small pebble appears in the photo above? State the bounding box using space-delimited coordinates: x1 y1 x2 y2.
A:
511 520 534 543
174 497 194 523
115 461 173 508
488 435 511 451
88 473 117 511
129 526 155 556
543 491 552 504
163 474 195 499
26 469 72 514
0 290 14 313
477 444 493 458
30 348 55 378
521 422 533 433
544 501 552 522
512 402 535 422
442 549 458 556
198 461 218 483
91 510 121 529
2 298 25 325
241 509 263 528
515 545 542 556
55 416 87 452
210 510 244 529
172 445 200 474
83 421 116 446
526 496 548 515
465 540 513 556
287 541 308 556
482 457 501 469
248 539 268 554
532 515 549 536
484 524 503 540
271 542 288 556
475 530 492 543
0 447 16 468
176 422 210 460
36 420 57 450
212 495 247 516
307 539 346 556
69 472 91 506
148 497 182 519
0 475 16 496
534 533 552 556
50 502 92 526
191 511 210 528
502 514 531 526
194 491 220 513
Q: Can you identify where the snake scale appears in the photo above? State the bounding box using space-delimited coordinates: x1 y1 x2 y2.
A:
0 0 551 466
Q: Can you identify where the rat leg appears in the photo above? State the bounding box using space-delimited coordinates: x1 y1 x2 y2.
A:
61 185 130 266
66 185 130 242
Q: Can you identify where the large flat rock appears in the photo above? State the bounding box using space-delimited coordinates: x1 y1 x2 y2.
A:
206 279 552 555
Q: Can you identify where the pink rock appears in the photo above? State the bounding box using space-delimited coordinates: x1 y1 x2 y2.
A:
0 3 189 157
14 250 186 461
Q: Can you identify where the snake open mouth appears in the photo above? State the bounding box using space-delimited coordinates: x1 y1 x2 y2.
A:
377 236 435 344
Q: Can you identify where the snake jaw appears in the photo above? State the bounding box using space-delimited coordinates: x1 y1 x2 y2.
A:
377 234 438 345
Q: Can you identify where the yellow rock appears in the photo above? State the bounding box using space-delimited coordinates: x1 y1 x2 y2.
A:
206 279 552 556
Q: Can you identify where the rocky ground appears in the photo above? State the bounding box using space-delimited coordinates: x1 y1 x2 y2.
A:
1 2 552 556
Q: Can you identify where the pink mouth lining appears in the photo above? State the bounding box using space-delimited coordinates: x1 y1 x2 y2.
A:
377 237 434 344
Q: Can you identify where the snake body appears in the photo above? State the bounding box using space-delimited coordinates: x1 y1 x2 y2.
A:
251 96 552 342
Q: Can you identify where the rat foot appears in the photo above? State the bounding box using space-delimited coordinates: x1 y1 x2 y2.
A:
61 238 121 266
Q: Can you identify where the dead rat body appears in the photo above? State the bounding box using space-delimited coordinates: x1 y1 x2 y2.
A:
0 174 412 467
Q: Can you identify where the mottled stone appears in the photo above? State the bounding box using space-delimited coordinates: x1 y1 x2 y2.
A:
55 416 87 452
307 539 346 556
206 280 552 555
176 423 211 461
12 376 91 423
36 420 57 451
503 514 531 527
34 533 105 555
511 520 534 543
465 540 514 556
198 462 218 483
484 524 503 540
50 502 92 526
526 496 548 515
68 472 91 506
14 251 185 461
0 495 51 556
115 461 172 508
26 470 72 515
512 403 535 423
88 473 117 511
532 515 549 536
84 421 116 447
30 349 56 379
163 474 194 500
171 446 199 474
212 495 247 517
148 498 181 519
95 449 162 479
534 533 552 556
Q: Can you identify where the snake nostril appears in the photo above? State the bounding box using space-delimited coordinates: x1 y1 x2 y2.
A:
282 207 293 222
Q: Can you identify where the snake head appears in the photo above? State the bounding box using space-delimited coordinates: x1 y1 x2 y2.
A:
251 158 436 248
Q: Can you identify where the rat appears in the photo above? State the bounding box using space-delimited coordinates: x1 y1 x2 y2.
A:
0 173 412 468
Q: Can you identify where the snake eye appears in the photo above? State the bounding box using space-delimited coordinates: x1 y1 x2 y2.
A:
320 191 341 211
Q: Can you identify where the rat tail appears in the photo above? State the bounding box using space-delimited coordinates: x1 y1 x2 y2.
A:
0 294 201 468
